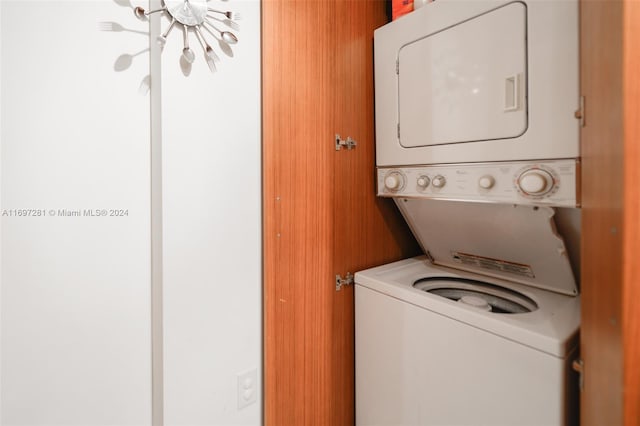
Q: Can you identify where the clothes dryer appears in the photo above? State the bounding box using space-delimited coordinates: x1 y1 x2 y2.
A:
375 0 580 166
374 0 580 208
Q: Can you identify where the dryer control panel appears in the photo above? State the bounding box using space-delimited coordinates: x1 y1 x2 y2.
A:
377 159 579 207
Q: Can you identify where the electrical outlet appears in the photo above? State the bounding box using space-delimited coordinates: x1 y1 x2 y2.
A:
237 368 258 409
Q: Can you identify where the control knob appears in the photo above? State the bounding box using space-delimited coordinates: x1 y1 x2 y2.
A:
517 169 554 195
478 175 495 189
384 172 405 192
432 175 446 189
417 175 430 189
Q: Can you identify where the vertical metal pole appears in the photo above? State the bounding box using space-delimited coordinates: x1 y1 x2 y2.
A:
149 1 164 424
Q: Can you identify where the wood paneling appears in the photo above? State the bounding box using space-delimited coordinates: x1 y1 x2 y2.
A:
579 0 640 424
623 1 640 424
580 0 624 424
264 1 640 424
262 1 419 424
330 2 420 423
263 3 333 424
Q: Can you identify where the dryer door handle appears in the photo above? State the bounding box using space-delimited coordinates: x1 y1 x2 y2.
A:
504 74 520 112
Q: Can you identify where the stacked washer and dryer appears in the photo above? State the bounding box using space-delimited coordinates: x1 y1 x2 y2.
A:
355 1 581 425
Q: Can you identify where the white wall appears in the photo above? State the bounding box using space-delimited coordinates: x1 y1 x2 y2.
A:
0 0 262 425
0 1 152 424
159 0 262 425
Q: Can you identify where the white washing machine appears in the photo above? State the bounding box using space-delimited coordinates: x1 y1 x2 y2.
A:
355 201 580 426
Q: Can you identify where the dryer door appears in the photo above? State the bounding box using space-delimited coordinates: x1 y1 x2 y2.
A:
398 2 527 148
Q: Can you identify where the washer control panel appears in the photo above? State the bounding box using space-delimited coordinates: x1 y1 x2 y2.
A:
378 159 579 207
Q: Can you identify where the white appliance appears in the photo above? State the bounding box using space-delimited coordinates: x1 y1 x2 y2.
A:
357 1 582 424
374 0 580 207
355 201 580 426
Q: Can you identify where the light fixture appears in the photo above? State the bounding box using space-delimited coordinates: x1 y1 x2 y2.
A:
134 0 240 73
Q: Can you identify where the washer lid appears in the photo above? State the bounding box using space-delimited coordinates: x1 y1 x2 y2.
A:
395 199 578 296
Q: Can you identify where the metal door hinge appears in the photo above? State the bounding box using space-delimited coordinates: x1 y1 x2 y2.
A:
335 134 357 151
572 358 584 391
335 272 354 291
574 96 585 127
396 59 399 75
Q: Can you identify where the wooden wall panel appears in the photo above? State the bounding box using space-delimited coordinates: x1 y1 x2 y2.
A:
330 2 420 425
581 0 640 423
262 1 419 425
580 0 624 424
265 1 640 424
623 0 640 424
263 2 334 424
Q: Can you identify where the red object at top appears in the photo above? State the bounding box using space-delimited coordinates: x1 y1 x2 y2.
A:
392 0 414 20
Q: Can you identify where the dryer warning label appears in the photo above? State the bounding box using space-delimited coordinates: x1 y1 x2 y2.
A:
451 252 535 278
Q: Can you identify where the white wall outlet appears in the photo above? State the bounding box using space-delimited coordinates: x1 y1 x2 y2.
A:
237 368 258 409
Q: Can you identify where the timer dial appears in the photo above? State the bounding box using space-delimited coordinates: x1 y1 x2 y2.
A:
384 172 405 192
517 169 555 195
